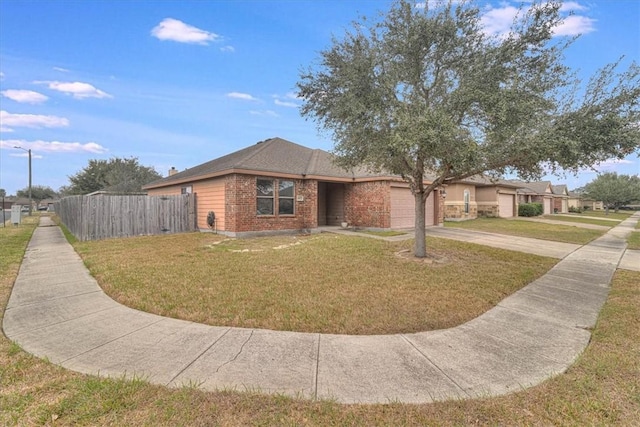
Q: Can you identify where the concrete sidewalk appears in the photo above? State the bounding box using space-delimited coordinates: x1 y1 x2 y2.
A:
2 214 638 404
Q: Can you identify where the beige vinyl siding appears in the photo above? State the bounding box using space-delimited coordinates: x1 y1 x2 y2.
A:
193 178 225 231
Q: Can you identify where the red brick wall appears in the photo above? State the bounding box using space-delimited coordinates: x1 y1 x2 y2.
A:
344 181 391 228
224 174 318 233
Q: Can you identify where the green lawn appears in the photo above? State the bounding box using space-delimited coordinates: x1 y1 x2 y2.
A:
73 232 555 334
445 217 605 244
627 231 640 250
1 219 637 425
570 210 634 220
542 215 618 227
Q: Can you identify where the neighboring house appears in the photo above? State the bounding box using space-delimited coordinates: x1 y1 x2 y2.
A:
581 198 604 210
567 191 582 210
143 137 445 237
514 181 555 215
551 184 570 213
443 180 477 221
443 175 519 220
474 176 520 218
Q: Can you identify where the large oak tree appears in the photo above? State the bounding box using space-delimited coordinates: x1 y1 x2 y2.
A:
297 0 640 257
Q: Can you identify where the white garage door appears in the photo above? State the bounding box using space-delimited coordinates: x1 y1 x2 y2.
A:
390 188 435 228
498 194 514 218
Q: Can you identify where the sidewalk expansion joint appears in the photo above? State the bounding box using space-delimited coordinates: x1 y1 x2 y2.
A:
167 327 233 386
400 334 470 398
5 289 104 310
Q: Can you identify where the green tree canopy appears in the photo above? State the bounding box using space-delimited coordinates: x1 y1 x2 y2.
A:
16 185 57 205
584 173 640 212
66 157 162 195
297 0 640 257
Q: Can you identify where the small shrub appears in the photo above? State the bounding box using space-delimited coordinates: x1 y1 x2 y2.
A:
569 206 583 213
518 203 543 217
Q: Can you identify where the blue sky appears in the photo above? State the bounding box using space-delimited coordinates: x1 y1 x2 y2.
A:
1 0 638 196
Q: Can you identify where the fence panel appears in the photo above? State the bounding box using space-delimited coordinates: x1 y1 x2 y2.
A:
54 194 196 241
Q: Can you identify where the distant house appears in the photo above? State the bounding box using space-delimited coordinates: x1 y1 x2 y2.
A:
567 191 581 210
143 137 445 237
514 181 555 215
551 184 570 213
443 175 519 220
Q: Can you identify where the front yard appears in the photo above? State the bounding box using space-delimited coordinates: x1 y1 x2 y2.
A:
1 217 638 425
74 232 556 334
445 217 606 244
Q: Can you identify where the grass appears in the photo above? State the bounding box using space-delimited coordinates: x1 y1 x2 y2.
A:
542 215 618 227
627 230 640 250
445 217 605 244
571 210 634 221
1 217 638 425
73 232 556 334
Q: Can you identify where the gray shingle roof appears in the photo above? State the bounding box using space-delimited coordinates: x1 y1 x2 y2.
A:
144 137 381 189
511 180 553 195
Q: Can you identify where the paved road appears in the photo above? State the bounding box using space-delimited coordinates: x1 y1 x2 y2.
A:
3 213 638 404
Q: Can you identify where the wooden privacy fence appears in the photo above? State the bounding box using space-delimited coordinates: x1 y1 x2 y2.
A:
55 194 197 241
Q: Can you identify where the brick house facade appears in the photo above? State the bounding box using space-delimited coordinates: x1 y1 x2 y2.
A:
143 138 445 236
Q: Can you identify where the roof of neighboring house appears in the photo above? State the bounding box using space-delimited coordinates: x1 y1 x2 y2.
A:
511 180 553 195
458 175 522 188
568 191 583 198
552 184 569 196
144 137 389 189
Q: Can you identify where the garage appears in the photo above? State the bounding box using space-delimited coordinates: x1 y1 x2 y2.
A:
543 198 553 215
390 187 435 228
498 193 515 218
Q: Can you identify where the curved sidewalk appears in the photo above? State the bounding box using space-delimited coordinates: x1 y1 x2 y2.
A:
3 214 638 404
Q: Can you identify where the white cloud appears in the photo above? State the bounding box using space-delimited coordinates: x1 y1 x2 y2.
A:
480 3 595 38
39 81 112 99
53 66 70 73
560 2 588 12
1 139 108 154
227 92 259 101
0 110 69 131
553 15 596 36
480 6 519 37
220 45 235 53
1 89 49 104
274 99 298 108
151 18 219 45
250 110 279 117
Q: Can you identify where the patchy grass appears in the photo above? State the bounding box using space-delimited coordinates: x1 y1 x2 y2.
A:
445 217 605 244
573 210 634 220
73 233 555 334
627 230 640 250
1 218 638 425
543 215 618 227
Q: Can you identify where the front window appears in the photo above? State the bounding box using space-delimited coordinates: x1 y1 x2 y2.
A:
464 189 470 214
278 180 294 215
256 179 274 215
181 185 192 194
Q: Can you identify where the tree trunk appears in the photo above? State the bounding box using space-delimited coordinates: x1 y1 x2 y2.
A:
414 190 428 258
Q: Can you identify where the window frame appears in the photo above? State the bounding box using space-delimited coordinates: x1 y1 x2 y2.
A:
256 178 275 216
278 180 295 215
256 178 295 216
464 189 470 214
